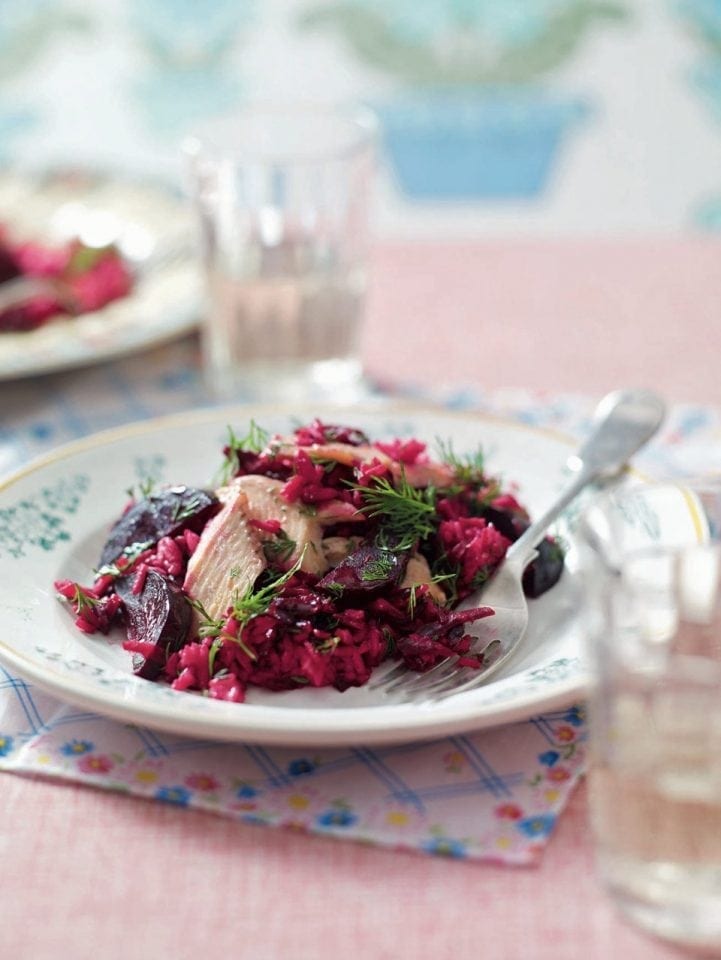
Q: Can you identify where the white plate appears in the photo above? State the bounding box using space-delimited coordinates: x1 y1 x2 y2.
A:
0 402 596 746
0 168 200 379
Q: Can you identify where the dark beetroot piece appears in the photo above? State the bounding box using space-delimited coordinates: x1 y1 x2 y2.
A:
116 571 191 680
396 606 495 673
99 486 219 567
480 507 519 542
0 239 20 284
270 585 335 626
522 537 565 598
318 542 409 595
481 508 564 600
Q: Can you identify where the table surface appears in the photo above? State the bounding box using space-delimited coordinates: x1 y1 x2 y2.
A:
2 238 718 960
363 238 721 408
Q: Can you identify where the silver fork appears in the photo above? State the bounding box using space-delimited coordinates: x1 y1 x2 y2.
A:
369 389 666 703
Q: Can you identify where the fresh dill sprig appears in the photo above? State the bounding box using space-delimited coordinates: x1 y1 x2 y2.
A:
216 420 270 485
470 567 492 590
313 635 341 654
187 598 225 639
125 477 156 501
94 540 153 579
207 636 223 675
430 552 460 606
473 478 504 510
407 583 418 617
229 548 307 626
170 492 205 524
359 550 398 582
431 571 456 588
435 438 486 486
189 549 306 652
261 529 297 566
188 594 259 664
305 455 342 473
67 584 101 613
405 571 454 615
323 581 345 599
354 472 436 551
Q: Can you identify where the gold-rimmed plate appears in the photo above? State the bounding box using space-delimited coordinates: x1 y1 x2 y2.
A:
0 402 595 745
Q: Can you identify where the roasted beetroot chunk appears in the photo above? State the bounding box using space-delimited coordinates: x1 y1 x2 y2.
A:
99 486 219 567
318 543 409 595
116 571 191 680
396 605 495 673
523 537 565 598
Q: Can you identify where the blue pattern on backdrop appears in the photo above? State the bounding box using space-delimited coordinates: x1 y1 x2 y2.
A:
0 1 90 72
0 1 90 155
373 95 588 200
676 0 721 228
127 0 256 137
0 1 717 219
0 107 37 160
298 0 626 201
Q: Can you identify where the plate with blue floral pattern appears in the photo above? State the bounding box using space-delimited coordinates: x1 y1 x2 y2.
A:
0 402 597 746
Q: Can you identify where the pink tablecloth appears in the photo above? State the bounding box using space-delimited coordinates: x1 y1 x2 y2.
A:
3 238 717 960
363 237 721 407
1 775 686 960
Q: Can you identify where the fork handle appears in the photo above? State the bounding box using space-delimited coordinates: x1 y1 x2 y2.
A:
506 389 666 565
506 468 593 567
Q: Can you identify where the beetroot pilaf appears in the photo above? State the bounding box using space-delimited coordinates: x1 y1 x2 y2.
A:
55 419 564 702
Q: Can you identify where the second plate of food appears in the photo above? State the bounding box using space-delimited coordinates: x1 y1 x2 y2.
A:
0 167 200 379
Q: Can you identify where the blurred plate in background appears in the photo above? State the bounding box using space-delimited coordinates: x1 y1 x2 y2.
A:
0 167 200 379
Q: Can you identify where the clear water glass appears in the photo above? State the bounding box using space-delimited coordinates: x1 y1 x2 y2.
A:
583 482 721 953
182 104 377 403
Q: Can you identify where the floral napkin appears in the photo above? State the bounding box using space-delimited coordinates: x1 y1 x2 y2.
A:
0 676 585 864
0 340 717 862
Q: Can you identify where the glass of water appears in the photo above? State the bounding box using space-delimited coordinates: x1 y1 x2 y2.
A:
182 103 377 403
582 481 721 952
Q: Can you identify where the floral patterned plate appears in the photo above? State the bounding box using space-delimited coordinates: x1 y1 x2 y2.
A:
0 167 200 379
0 403 602 746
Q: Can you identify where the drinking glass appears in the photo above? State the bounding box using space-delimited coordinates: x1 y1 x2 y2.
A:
582 481 721 952
182 103 377 403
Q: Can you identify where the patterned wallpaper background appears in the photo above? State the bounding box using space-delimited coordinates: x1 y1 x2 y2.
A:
0 0 720 237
